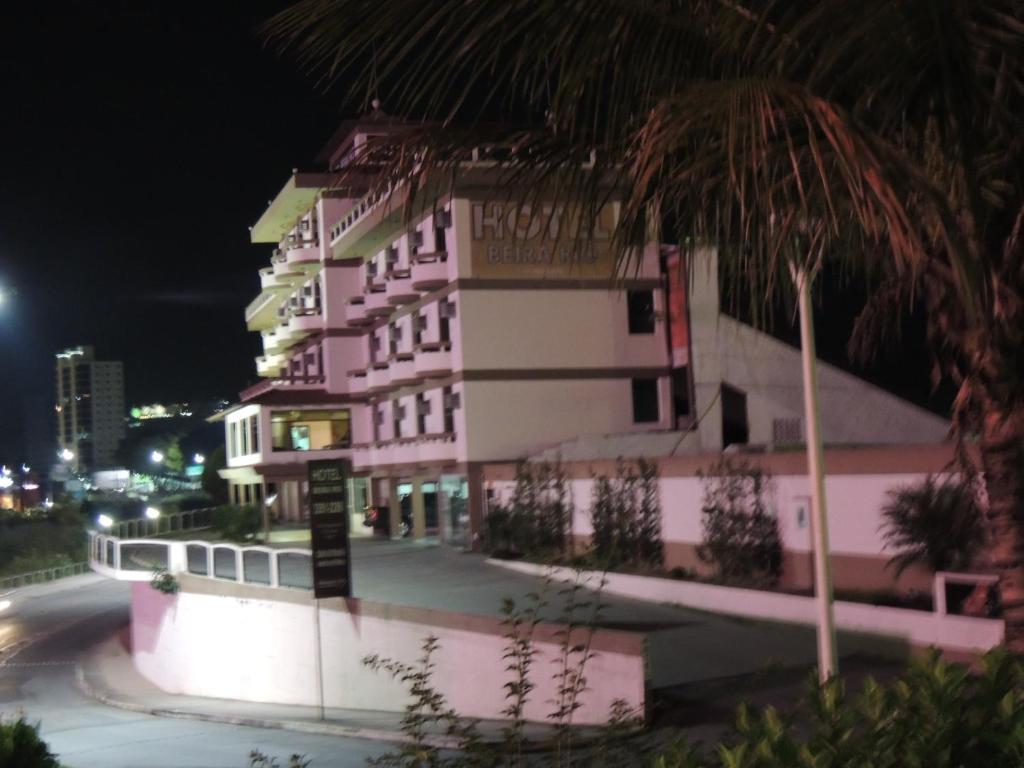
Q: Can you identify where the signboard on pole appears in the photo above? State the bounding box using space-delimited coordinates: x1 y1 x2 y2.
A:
307 459 352 599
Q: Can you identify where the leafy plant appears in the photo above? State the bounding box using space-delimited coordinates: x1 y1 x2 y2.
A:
248 751 311 768
653 649 1024 768
485 459 572 560
881 474 985 576
150 568 180 595
211 504 260 542
698 459 782 587
589 458 662 570
0 717 62 768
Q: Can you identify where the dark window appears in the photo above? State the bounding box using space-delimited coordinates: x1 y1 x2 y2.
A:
721 384 749 447
416 393 429 435
671 366 691 424
632 379 659 423
627 290 656 334
249 415 260 454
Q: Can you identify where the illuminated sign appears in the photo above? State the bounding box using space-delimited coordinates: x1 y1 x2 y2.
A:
469 201 619 279
307 459 352 599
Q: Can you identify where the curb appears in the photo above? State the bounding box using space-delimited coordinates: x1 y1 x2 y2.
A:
73 663 463 749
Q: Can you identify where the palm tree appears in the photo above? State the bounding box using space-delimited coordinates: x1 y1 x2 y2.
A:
264 0 1024 646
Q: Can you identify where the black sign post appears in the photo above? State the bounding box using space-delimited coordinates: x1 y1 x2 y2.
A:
307 459 352 599
307 459 351 721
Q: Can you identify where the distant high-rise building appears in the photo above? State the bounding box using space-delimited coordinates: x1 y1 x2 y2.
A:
55 346 125 473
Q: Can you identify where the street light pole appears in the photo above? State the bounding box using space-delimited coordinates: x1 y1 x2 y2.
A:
794 265 838 682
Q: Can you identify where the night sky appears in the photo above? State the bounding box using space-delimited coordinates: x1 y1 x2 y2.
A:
0 3 949 465
0 1 341 462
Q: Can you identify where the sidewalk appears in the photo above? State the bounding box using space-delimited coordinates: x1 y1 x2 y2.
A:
76 629 572 748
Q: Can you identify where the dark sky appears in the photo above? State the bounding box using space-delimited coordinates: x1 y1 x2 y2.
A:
0 3 949 465
0 1 341 461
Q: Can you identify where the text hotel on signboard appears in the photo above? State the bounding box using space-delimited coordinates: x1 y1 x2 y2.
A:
307 459 352 599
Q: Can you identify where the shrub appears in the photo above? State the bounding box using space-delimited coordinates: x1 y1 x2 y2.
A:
697 458 782 587
0 717 62 768
654 649 1024 768
881 473 985 576
211 504 260 541
150 568 180 594
485 459 572 559
589 458 662 570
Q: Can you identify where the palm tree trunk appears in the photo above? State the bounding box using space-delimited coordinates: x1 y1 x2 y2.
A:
979 403 1024 651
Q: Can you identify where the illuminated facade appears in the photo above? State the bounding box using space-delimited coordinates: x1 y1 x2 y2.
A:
218 116 948 543
55 346 125 474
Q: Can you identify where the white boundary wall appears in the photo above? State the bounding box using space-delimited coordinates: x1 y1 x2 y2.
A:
131 575 646 725
489 560 1003 653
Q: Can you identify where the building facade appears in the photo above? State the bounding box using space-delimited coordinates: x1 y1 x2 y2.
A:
55 346 126 474
218 117 948 544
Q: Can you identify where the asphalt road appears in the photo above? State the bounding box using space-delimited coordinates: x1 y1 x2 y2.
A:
0 575 390 768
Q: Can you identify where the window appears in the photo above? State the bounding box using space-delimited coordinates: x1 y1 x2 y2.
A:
443 386 459 433
627 290 656 334
393 402 405 439
416 393 430 435
632 379 659 423
249 414 260 454
239 417 249 455
270 409 351 451
228 422 237 458
721 384 749 447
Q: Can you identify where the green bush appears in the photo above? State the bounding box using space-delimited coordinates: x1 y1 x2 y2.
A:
697 458 782 587
881 473 984 576
590 458 663 570
150 568 180 594
654 649 1024 768
0 717 62 768
484 459 572 559
211 504 260 541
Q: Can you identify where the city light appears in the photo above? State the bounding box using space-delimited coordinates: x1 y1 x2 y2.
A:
97 514 114 528
145 506 161 520
20 464 29 473
43 498 54 509
59 448 74 462
0 600 10 613
22 482 39 490
0 477 12 490
150 450 164 463
193 453 205 465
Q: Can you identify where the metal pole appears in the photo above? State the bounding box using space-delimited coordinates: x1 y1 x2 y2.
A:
312 598 325 720
795 266 838 682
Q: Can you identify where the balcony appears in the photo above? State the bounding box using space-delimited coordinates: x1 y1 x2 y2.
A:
259 267 290 292
345 297 371 326
410 253 450 291
418 432 457 463
364 289 393 318
366 363 392 392
389 353 417 386
288 308 322 334
255 355 283 378
285 244 320 270
240 375 326 403
385 270 418 305
347 369 368 395
352 433 457 467
262 327 295 354
414 343 452 378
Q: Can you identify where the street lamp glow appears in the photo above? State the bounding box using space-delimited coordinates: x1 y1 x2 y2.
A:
150 450 164 463
145 506 161 520
59 448 74 462
193 453 205 465
97 514 114 528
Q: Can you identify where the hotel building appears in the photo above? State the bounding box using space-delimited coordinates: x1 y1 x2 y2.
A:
217 115 947 544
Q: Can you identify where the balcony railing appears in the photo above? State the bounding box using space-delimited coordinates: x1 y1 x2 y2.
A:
389 353 417 385
366 363 392 392
347 369 368 395
240 375 325 402
410 252 450 291
414 342 453 377
385 269 418 305
329 184 393 243
364 289 394 317
345 297 371 326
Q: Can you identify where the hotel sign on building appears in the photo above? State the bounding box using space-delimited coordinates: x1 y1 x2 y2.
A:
469 201 619 279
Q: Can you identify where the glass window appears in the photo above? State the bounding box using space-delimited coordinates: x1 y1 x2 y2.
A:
632 379 659 423
249 414 260 454
270 409 351 452
627 290 656 334
228 422 237 458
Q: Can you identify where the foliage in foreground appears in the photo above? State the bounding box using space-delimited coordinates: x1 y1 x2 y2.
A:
881 473 985 576
0 717 62 768
486 460 572 559
658 649 1024 768
590 458 662 571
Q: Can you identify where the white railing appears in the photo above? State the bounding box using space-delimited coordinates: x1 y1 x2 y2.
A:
88 532 313 591
0 562 90 590
108 508 213 540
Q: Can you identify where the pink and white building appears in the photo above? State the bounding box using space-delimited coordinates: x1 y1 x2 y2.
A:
217 114 948 545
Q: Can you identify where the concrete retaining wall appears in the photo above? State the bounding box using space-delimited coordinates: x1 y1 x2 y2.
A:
131 575 646 725
490 560 1003 653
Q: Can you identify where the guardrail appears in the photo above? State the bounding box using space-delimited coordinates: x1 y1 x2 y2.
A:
88 532 313 591
108 508 213 539
0 562 90 590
